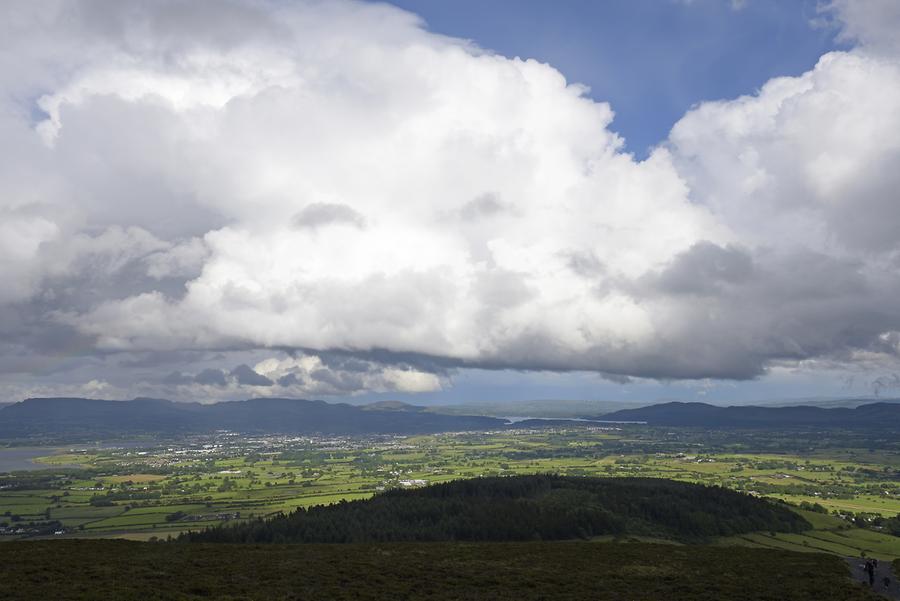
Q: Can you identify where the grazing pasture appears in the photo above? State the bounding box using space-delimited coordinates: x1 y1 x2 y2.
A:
0 424 897 558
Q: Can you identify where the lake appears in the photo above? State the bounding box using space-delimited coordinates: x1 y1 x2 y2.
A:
501 416 647 424
0 448 79 472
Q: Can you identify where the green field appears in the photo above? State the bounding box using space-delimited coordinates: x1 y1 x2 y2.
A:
1 425 897 557
0 539 880 601
720 529 900 559
714 506 900 559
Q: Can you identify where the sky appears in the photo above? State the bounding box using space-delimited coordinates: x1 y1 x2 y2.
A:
386 0 846 157
2 0 900 405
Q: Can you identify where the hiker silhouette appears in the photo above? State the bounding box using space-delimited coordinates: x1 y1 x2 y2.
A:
865 559 875 587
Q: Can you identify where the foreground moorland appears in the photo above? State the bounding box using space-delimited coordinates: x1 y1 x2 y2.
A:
0 539 881 601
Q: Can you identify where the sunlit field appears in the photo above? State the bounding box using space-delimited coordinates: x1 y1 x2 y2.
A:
2 424 898 560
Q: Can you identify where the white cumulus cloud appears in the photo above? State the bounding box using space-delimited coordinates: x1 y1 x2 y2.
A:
0 0 899 399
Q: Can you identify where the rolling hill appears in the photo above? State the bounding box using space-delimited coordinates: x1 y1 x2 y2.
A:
5 397 899 440
184 475 810 544
597 401 900 428
0 397 504 439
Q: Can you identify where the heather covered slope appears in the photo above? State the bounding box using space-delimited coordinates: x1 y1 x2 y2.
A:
184 475 810 544
0 540 877 601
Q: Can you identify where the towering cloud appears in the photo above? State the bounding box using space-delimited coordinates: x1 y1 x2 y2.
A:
1 0 899 400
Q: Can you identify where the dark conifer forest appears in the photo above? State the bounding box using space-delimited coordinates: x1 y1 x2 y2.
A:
182 475 810 544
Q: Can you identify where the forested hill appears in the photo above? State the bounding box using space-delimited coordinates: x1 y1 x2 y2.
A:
0 397 504 438
182 475 809 544
597 401 900 428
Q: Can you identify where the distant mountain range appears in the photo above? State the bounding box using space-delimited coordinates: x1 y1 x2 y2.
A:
2 397 899 440
597 401 900 428
715 397 900 409
0 397 504 439
428 399 641 418
426 396 900 419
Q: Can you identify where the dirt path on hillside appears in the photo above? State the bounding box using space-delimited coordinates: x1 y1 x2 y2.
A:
846 558 900 600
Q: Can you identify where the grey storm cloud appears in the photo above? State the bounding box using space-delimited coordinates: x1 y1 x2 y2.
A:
457 193 508 221
118 350 212 370
310 368 366 393
276 373 303 387
309 349 457 377
140 352 444 400
646 242 755 296
1 0 900 402
565 251 606 278
293 203 366 230
194 369 228 387
230 364 273 387
872 373 900 396
163 371 194 385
